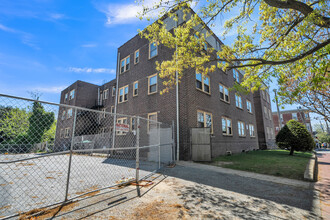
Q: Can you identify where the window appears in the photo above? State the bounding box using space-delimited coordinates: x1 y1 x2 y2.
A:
67 108 73 119
60 129 64 138
219 84 229 103
292 113 297 120
112 86 116 96
148 112 157 132
264 106 268 119
118 85 128 103
304 112 309 119
103 89 108 100
65 128 70 138
233 69 239 83
61 111 66 120
102 108 106 118
222 117 232 135
246 100 252 113
238 121 245 136
116 118 128 135
196 72 210 94
69 89 75 100
197 111 213 133
131 117 136 131
134 50 139 64
276 126 279 131
149 42 158 58
249 124 255 137
148 74 157 94
111 106 114 114
217 55 227 72
235 94 242 109
268 109 272 120
133 81 138 96
64 93 68 101
120 56 130 73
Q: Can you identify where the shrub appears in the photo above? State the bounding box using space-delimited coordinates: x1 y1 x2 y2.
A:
276 120 315 155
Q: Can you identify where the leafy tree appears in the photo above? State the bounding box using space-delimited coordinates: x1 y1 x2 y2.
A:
0 107 30 143
26 101 55 145
276 120 315 155
138 1 329 97
42 120 57 143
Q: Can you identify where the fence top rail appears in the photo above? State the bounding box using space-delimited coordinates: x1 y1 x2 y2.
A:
0 93 165 125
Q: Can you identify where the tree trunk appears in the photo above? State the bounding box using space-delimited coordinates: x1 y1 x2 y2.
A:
289 147 294 156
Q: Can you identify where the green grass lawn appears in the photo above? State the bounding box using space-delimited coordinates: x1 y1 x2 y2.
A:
210 150 313 180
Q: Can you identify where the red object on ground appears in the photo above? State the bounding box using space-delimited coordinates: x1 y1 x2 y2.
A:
316 152 330 219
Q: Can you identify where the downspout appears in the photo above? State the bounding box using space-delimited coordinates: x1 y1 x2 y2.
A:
111 51 120 150
175 18 180 161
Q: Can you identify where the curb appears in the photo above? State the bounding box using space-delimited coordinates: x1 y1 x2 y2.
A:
304 155 318 182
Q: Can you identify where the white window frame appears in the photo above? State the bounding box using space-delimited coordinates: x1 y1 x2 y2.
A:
67 108 73 119
219 83 229 103
133 81 138 96
118 85 128 103
134 49 139 64
264 106 268 119
197 110 213 133
69 89 75 100
222 116 232 136
235 94 242 109
233 69 240 83
61 111 66 120
147 112 158 133
64 93 68 101
112 86 116 96
148 74 157 95
103 89 108 100
120 56 130 73
246 100 252 113
249 124 255 137
65 127 70 138
196 72 210 94
149 42 158 59
238 121 245 137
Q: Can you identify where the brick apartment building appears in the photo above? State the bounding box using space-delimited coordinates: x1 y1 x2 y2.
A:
272 109 313 136
55 8 275 160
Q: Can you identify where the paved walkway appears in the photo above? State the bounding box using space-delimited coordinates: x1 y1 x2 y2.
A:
316 149 330 220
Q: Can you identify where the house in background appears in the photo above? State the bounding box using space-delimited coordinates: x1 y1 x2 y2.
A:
54 7 275 160
272 109 313 136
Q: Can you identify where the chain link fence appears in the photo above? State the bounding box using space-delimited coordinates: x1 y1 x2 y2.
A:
0 94 174 219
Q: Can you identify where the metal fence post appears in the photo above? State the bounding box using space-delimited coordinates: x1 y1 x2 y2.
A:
64 108 77 201
172 120 175 162
135 116 140 197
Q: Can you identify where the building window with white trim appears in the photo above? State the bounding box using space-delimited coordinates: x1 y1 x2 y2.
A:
103 89 108 100
148 112 157 132
65 128 70 138
67 108 73 119
264 106 268 119
116 118 128 135
196 72 210 94
133 81 138 96
233 69 239 83
235 94 242 109
219 84 229 103
135 50 139 64
64 93 68 101
120 56 130 73
197 111 213 133
148 74 157 94
222 117 232 135
61 111 66 120
149 42 158 58
247 100 252 113
112 86 116 96
118 85 128 103
292 113 297 120
249 124 255 137
69 89 75 100
238 121 245 136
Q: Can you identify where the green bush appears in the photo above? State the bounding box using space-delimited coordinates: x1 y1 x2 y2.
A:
276 120 315 155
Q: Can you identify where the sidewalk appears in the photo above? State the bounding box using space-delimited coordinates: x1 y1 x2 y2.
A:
315 150 330 219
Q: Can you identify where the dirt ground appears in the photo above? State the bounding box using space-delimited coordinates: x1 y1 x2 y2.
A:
19 173 319 220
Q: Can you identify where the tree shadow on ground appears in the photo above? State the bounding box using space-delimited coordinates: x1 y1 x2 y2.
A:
163 164 317 213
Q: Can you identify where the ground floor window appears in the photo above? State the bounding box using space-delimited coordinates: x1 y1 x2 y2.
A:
222 117 232 135
197 110 213 133
238 121 245 136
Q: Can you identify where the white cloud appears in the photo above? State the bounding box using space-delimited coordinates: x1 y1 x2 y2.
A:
33 86 67 94
49 13 66 20
67 67 116 74
94 0 159 25
0 24 17 33
81 43 97 48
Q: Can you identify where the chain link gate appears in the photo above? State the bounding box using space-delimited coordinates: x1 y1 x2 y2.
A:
0 94 174 219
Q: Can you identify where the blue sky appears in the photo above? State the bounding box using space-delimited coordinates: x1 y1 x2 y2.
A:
0 0 320 124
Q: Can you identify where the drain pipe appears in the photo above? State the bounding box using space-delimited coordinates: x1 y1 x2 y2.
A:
175 18 180 161
111 51 120 151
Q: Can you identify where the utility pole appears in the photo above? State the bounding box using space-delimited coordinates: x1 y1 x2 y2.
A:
273 89 283 129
